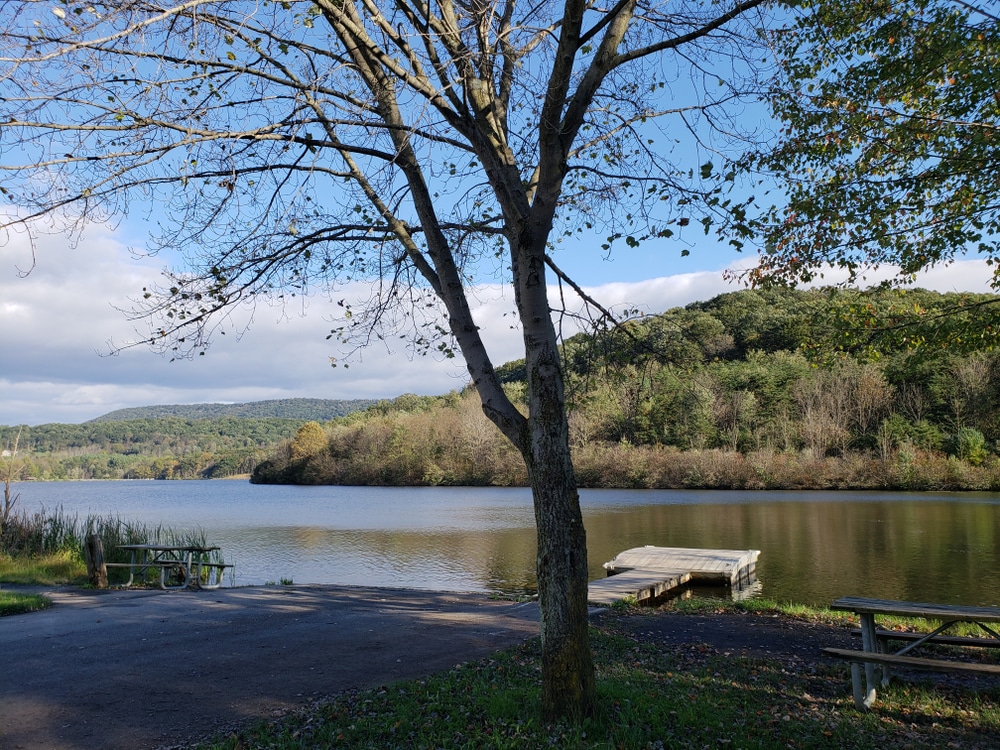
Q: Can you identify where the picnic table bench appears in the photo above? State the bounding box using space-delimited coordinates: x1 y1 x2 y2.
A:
824 596 1000 709
108 544 232 590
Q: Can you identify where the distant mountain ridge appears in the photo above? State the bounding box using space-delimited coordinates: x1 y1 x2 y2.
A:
89 397 376 422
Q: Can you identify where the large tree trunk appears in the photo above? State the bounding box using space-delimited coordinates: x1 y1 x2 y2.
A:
519 252 596 720
526 413 596 720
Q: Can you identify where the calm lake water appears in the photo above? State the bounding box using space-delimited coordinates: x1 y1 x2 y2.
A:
14 480 1000 607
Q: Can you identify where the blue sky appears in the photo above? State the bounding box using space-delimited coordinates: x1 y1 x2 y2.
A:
1 210 994 427
0 0 817 427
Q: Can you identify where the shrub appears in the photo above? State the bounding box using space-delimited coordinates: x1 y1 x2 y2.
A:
949 427 989 466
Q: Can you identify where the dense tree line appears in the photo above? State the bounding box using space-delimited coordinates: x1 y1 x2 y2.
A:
553 287 1000 457
91 398 374 422
0 417 310 481
255 288 1000 490
1 400 376 481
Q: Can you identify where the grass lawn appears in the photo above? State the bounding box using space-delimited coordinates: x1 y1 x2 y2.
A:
197 601 1000 750
0 590 51 616
0 551 77 616
0 550 87 586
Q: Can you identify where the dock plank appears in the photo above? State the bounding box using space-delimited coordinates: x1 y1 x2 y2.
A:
588 569 692 605
604 546 759 584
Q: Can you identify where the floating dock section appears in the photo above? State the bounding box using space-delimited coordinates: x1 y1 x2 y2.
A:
589 546 760 605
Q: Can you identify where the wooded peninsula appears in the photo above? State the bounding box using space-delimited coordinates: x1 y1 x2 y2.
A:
0 399 373 481
6 287 1000 490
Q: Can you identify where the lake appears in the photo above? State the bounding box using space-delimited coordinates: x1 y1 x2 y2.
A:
13 480 1000 607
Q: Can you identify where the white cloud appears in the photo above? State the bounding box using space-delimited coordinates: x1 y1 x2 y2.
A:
0 227 486 425
1 223 996 426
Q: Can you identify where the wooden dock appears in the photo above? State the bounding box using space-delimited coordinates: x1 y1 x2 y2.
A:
589 546 760 605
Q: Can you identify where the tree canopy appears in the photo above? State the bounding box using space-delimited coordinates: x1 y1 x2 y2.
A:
750 0 1000 288
0 0 772 720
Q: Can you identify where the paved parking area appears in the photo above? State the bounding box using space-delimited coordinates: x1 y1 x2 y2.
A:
0 584 539 749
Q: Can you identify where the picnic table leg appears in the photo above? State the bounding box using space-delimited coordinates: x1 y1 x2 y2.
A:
189 551 205 589
157 563 190 589
125 548 138 587
857 613 880 708
154 551 191 590
849 662 866 710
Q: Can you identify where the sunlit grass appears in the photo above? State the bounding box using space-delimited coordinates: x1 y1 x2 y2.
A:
664 595 857 624
0 590 51 617
660 596 994 639
0 550 87 585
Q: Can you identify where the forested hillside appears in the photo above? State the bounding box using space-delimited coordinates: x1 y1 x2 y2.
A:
91 398 374 422
0 399 374 481
254 287 1000 491
7 288 1000 487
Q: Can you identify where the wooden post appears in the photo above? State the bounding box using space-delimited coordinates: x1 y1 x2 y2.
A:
85 534 108 589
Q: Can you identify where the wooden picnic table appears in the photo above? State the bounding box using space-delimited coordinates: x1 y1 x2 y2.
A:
114 544 229 590
825 596 1000 709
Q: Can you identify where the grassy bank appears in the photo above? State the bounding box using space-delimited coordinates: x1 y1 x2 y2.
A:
0 549 86 585
198 600 1000 750
0 590 51 616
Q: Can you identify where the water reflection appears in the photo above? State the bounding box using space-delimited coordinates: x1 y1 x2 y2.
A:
15 482 1000 606
582 497 1000 607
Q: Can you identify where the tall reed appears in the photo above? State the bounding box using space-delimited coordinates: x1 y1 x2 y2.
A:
0 506 83 557
2 507 218 564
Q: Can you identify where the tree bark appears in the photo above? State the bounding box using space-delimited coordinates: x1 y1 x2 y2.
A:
517 245 596 720
85 534 108 589
527 417 595 720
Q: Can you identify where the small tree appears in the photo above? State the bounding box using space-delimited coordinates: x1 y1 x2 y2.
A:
0 0 769 719
290 421 328 463
794 371 849 457
952 427 989 466
716 389 758 452
1 427 23 540
944 353 996 434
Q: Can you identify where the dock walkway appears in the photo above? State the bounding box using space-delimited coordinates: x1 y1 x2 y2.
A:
589 546 760 605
